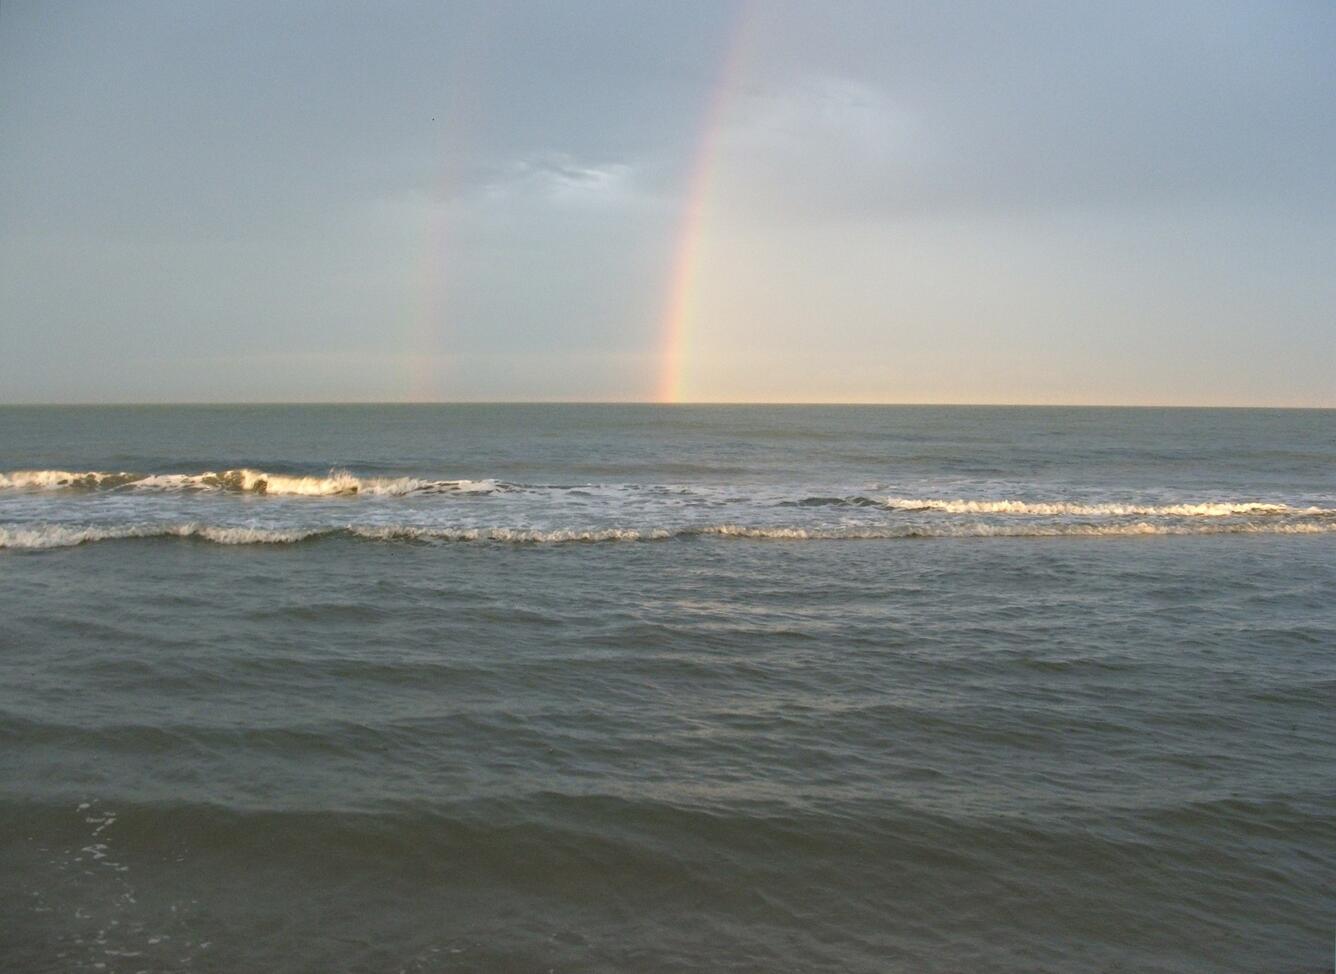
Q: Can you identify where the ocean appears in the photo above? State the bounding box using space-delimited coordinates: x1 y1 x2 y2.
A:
1 404 1332 973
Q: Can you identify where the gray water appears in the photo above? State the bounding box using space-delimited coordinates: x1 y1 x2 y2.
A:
1 405 1333 973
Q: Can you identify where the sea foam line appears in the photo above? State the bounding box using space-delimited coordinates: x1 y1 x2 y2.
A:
0 469 499 496
3 520 1334 550
4 470 1331 517
0 523 320 549
882 498 1332 517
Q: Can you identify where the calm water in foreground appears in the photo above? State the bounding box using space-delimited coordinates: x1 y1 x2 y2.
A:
1 404 1333 973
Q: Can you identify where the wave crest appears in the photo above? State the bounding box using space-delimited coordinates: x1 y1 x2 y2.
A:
4 520 1333 550
0 469 500 497
0 523 321 549
883 498 1332 517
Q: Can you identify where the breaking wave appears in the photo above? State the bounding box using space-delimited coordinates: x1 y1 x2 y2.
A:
882 498 1333 517
0 523 320 549
0 469 501 496
5 471 1331 519
3 520 1334 550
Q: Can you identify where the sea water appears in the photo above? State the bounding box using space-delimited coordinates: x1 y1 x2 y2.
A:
1 404 1332 972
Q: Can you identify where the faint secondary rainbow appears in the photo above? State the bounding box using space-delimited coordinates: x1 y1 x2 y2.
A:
408 12 489 401
654 3 753 404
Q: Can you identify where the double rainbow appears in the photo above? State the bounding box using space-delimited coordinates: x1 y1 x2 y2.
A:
412 4 753 403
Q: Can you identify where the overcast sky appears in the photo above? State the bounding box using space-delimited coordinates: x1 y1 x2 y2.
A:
2 0 1333 404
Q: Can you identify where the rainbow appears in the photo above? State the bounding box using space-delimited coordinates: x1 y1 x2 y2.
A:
408 11 490 402
654 3 753 404
410 7 752 403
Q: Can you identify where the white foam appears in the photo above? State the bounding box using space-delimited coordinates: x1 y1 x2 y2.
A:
0 523 322 549
0 468 501 497
883 498 1331 517
0 470 138 490
3 519 1333 550
349 525 666 543
181 524 320 544
5 472 1328 521
701 521 1336 539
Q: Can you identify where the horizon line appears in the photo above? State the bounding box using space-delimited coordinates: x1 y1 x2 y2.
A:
1 400 1333 411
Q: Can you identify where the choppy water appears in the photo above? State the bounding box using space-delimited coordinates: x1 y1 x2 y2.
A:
1 405 1333 972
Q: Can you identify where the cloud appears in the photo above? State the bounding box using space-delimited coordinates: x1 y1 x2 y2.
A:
714 2 1336 224
712 75 927 224
2 0 1333 403
481 154 637 207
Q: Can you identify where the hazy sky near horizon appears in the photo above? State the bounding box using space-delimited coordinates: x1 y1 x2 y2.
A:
2 1 1334 405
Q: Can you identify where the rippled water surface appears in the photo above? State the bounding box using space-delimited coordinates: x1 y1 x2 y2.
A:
1 405 1333 972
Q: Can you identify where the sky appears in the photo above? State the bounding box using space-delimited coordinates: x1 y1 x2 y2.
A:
1 0 1333 405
